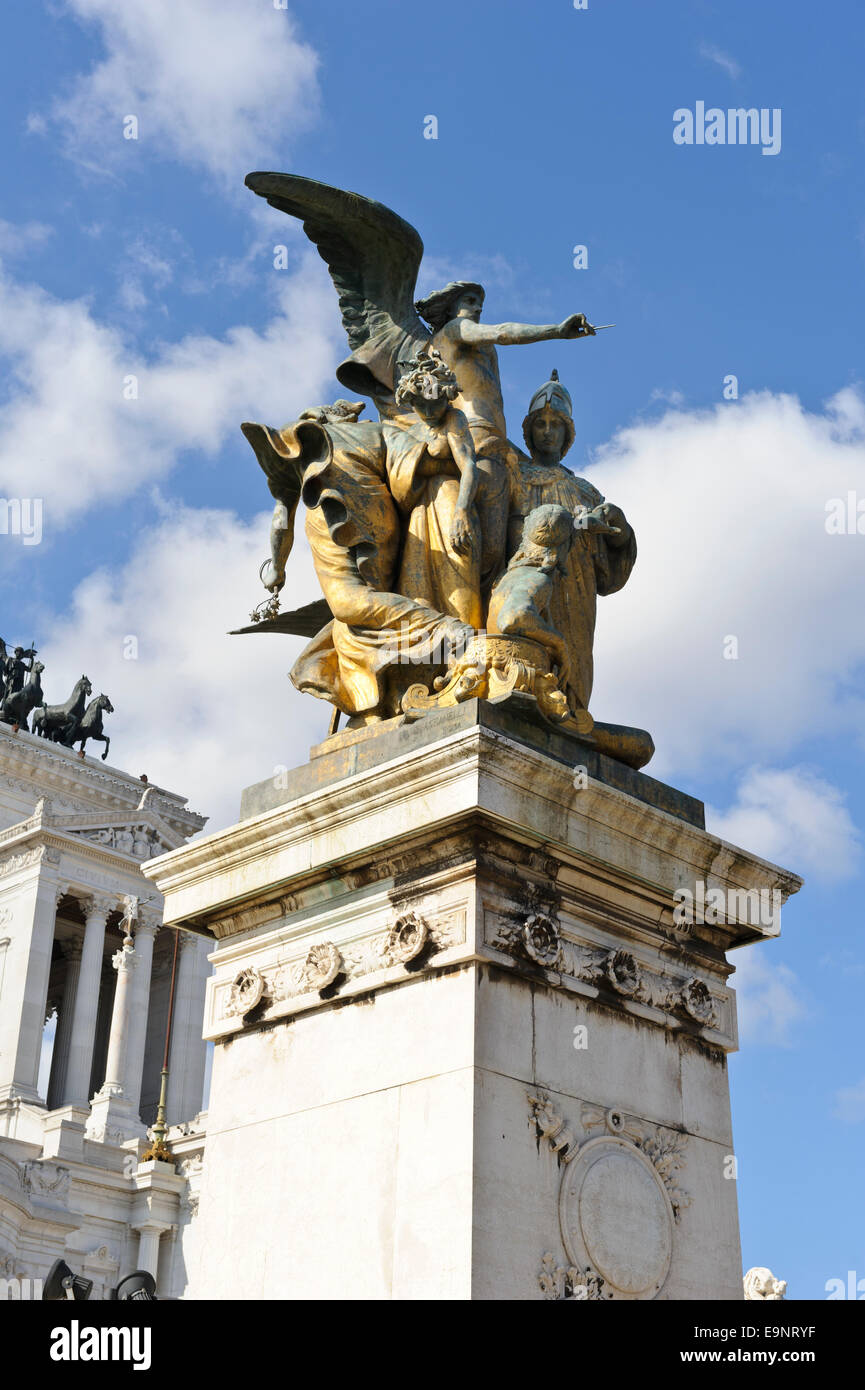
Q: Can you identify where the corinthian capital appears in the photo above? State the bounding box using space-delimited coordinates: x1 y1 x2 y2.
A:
83 891 118 922
136 902 163 935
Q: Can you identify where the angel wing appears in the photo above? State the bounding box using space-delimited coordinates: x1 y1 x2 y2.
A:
245 172 430 400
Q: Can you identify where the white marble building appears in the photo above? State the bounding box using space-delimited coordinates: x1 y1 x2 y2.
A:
0 722 209 1299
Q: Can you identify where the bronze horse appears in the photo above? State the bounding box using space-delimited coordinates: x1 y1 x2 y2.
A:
32 675 92 745
0 661 45 731
75 694 114 761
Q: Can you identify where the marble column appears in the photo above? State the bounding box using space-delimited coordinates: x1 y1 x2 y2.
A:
46 940 83 1110
0 854 62 1110
124 909 160 1120
62 893 114 1109
135 1223 164 1282
165 932 209 1125
100 935 138 1098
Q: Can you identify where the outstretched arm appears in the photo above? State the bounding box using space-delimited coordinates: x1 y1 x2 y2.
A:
445 313 595 348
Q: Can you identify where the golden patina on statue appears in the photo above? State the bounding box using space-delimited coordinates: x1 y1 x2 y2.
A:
233 173 652 769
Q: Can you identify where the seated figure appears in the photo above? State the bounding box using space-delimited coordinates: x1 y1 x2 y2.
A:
487 504 576 696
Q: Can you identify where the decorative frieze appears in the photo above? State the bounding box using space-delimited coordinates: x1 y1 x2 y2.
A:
73 826 161 856
21 1161 70 1203
490 909 730 1045
213 904 467 1033
0 846 53 877
0 726 205 838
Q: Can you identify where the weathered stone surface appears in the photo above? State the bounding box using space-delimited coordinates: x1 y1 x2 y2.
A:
239 697 704 827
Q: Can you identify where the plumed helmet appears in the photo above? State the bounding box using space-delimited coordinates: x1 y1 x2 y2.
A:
526 368 573 418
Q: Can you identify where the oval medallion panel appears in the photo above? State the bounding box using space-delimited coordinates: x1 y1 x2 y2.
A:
558 1136 673 1299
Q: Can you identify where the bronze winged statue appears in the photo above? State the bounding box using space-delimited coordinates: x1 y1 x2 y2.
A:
234 173 652 767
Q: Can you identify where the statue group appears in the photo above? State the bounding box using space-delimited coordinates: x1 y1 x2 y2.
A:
236 174 652 769
0 641 113 760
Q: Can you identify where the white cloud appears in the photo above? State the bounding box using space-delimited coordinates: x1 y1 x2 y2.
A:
0 252 339 524
35 502 327 832
45 0 319 184
833 1077 865 1123
649 386 685 408
731 947 808 1046
116 230 178 312
0 219 54 257
698 42 742 80
416 253 516 301
586 388 865 779
707 766 860 881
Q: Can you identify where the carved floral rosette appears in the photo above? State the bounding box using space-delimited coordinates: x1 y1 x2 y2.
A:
493 912 564 970
303 941 342 990
522 913 564 968
529 1093 690 1301
602 948 642 997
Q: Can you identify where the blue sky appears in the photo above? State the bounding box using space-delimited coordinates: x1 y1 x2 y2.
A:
2 0 864 1298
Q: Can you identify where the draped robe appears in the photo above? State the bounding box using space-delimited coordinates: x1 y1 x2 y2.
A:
284 417 473 716
508 459 637 716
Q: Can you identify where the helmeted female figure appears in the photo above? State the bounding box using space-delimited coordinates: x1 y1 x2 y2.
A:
509 371 637 719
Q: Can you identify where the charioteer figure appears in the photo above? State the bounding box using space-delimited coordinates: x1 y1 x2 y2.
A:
0 641 37 699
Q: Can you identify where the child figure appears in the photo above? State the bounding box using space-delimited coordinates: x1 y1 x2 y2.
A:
486 503 576 695
386 347 497 629
394 348 479 557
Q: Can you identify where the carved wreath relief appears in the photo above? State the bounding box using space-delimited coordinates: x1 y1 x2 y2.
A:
224 967 267 1018
381 912 428 967
491 911 722 1035
530 1094 690 1301
220 907 462 1025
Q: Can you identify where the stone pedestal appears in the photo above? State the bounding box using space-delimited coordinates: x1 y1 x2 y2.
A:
144 701 800 1301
